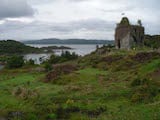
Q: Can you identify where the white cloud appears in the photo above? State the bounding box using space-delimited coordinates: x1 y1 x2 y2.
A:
0 19 114 40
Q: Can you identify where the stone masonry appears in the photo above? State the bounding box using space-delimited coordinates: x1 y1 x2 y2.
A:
115 17 145 49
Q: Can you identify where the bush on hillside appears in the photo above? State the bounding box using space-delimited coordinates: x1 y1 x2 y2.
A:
12 87 39 100
144 35 160 49
6 55 24 69
44 62 53 72
25 59 35 66
131 52 160 63
130 77 159 103
131 77 150 87
48 51 79 64
45 64 78 83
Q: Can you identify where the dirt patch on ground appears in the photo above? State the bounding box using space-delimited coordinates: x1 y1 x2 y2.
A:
102 55 123 63
131 52 160 63
45 64 78 82
150 69 160 81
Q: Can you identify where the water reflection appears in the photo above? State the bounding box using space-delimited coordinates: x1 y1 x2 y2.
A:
24 53 53 64
24 44 102 64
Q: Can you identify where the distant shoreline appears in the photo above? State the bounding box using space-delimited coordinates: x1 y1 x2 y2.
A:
23 39 114 45
0 40 72 55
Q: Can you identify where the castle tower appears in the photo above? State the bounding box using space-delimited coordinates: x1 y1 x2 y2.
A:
115 17 145 49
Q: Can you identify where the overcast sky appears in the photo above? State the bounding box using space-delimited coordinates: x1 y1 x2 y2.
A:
0 0 159 40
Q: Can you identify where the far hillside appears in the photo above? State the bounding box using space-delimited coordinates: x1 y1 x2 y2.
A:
23 38 114 45
0 40 71 55
0 40 41 54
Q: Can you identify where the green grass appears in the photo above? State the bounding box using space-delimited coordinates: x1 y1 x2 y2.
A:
0 51 160 119
140 59 160 75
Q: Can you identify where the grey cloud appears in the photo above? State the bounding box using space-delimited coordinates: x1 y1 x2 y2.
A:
50 19 115 32
0 17 158 40
0 0 34 19
29 0 54 5
0 19 114 33
99 5 135 13
0 19 115 40
67 0 90 2
0 0 159 40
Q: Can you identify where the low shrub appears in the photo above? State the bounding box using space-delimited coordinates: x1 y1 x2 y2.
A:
131 52 160 63
6 55 24 69
45 64 78 83
96 62 107 70
48 51 79 64
55 104 106 119
26 113 38 120
46 113 57 120
44 62 53 72
102 55 123 63
12 87 39 100
131 77 150 87
130 77 159 103
26 59 35 66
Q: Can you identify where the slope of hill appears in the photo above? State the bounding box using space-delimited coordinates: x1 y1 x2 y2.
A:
0 46 160 120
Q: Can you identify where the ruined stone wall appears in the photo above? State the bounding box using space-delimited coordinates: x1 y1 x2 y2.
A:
115 21 144 49
130 26 144 46
121 32 132 49
115 25 131 49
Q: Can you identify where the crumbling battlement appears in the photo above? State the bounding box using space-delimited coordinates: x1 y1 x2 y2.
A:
115 17 145 49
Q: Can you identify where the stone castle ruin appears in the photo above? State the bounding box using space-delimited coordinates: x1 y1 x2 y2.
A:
115 17 145 49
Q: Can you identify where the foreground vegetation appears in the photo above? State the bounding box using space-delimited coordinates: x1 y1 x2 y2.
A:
0 46 160 120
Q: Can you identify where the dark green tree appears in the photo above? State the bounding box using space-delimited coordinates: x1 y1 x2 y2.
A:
44 62 53 72
6 55 24 69
26 59 35 66
47 51 78 64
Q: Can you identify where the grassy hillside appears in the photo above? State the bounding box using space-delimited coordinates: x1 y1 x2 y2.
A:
0 47 160 120
0 40 42 54
0 40 71 55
